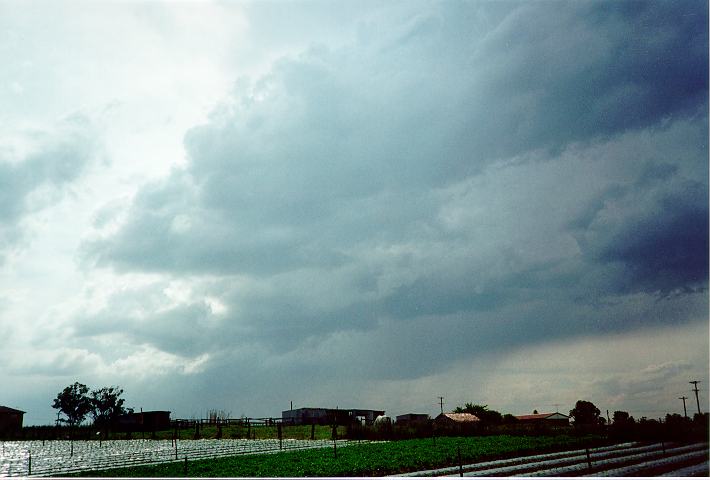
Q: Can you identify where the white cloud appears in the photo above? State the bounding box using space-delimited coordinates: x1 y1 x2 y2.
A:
102 347 210 379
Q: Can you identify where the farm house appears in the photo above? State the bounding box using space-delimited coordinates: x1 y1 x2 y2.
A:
281 407 385 425
0 406 24 435
115 410 171 432
514 412 570 426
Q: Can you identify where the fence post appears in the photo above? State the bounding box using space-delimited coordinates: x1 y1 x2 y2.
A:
278 423 282 450
175 439 178 460
70 441 74 457
458 446 463 477
184 456 188 475
310 423 315 440
28 452 32 476
585 448 592 470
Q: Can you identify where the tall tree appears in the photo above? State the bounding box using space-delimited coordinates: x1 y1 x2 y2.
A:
90 386 127 428
52 382 91 427
570 400 601 426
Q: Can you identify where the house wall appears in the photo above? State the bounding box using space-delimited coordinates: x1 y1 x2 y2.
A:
282 408 385 425
115 411 171 432
0 411 23 434
281 408 331 425
396 414 429 425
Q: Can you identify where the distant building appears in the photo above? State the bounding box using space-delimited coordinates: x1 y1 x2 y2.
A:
433 412 480 432
514 412 570 426
0 406 25 435
116 410 171 432
434 412 480 425
396 413 430 425
281 408 385 425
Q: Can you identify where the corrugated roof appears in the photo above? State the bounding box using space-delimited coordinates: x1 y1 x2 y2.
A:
0 406 25 414
439 412 480 422
515 412 569 420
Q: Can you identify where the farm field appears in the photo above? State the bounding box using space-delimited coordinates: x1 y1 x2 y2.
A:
398 441 709 477
0 437 362 477
60 435 598 477
4 433 706 477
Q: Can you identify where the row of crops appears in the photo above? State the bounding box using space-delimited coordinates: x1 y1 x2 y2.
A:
0 438 358 477
9 434 677 477
62 435 600 477
397 441 709 477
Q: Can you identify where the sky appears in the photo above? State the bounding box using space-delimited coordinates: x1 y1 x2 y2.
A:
0 0 708 426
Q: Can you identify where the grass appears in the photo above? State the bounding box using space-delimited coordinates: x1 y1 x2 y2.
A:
68 434 604 477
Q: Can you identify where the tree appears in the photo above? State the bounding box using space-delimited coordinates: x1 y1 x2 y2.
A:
613 410 634 425
569 400 601 426
52 382 91 427
610 410 635 440
454 403 503 425
89 386 128 428
502 413 519 424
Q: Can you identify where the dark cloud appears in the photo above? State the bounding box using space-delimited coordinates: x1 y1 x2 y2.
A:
443 0 708 159
590 185 708 295
572 166 708 296
78 1 708 382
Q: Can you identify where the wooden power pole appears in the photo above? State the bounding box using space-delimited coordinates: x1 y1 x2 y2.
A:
679 396 688 418
689 381 702 415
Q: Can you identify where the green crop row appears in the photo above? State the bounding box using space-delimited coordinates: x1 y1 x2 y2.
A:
68 434 603 477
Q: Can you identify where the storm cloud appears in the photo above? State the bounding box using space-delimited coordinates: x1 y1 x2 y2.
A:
79 0 708 370
2 0 707 423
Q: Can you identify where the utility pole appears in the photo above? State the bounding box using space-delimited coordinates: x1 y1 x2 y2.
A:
679 396 688 419
438 397 444 415
689 381 702 415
